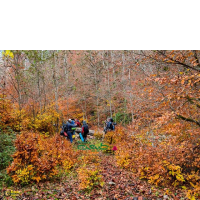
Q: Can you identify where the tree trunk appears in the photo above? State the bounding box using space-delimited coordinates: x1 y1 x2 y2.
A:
52 51 59 132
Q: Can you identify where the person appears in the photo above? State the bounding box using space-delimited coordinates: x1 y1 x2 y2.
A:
71 119 75 124
75 119 81 127
64 119 77 143
81 120 89 142
104 117 114 134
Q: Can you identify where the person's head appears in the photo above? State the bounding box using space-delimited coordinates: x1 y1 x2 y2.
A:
68 119 72 123
107 118 110 122
82 120 87 125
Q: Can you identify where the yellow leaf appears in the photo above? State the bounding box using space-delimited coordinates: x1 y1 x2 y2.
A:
182 186 187 190
191 196 196 200
5 50 10 56
190 182 195 187
10 52 14 58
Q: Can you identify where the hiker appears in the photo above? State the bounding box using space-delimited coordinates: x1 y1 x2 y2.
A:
64 119 77 143
104 117 115 134
75 119 81 127
71 119 75 124
81 120 89 142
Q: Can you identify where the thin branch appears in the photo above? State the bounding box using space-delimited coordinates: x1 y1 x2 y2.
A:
157 51 200 72
176 114 200 126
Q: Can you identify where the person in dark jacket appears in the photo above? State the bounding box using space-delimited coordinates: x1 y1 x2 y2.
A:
64 119 77 143
104 118 115 134
81 120 89 142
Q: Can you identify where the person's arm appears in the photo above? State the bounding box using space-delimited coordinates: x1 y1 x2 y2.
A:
71 124 77 128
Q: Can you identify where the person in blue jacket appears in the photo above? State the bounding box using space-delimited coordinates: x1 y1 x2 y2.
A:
64 119 77 143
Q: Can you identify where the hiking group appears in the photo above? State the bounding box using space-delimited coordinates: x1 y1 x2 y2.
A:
60 117 116 143
60 119 89 143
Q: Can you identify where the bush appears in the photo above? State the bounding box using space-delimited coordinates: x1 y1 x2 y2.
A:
78 165 104 192
112 126 200 200
31 109 60 134
7 132 79 185
94 131 103 140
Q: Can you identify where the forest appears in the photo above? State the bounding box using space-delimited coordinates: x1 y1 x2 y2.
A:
0 50 200 200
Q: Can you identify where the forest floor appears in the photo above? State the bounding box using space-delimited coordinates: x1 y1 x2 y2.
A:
1 137 187 200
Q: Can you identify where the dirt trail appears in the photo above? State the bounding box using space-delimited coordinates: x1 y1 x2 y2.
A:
99 154 153 200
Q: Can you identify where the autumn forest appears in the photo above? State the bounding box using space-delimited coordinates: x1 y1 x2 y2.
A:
0 50 200 200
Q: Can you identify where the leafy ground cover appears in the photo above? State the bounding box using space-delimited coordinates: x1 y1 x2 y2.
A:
1 133 192 200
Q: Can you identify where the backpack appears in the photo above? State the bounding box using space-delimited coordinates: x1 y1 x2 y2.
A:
83 125 89 134
109 122 114 130
60 124 67 136
60 129 64 136
109 118 114 130
76 120 81 127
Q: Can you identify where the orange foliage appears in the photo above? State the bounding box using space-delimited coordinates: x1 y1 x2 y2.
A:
59 98 84 122
7 132 79 185
78 164 104 191
0 94 13 129
113 124 200 199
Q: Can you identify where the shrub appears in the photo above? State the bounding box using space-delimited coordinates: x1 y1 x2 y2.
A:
94 131 103 140
78 165 104 192
31 109 60 134
112 125 200 200
7 132 79 185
